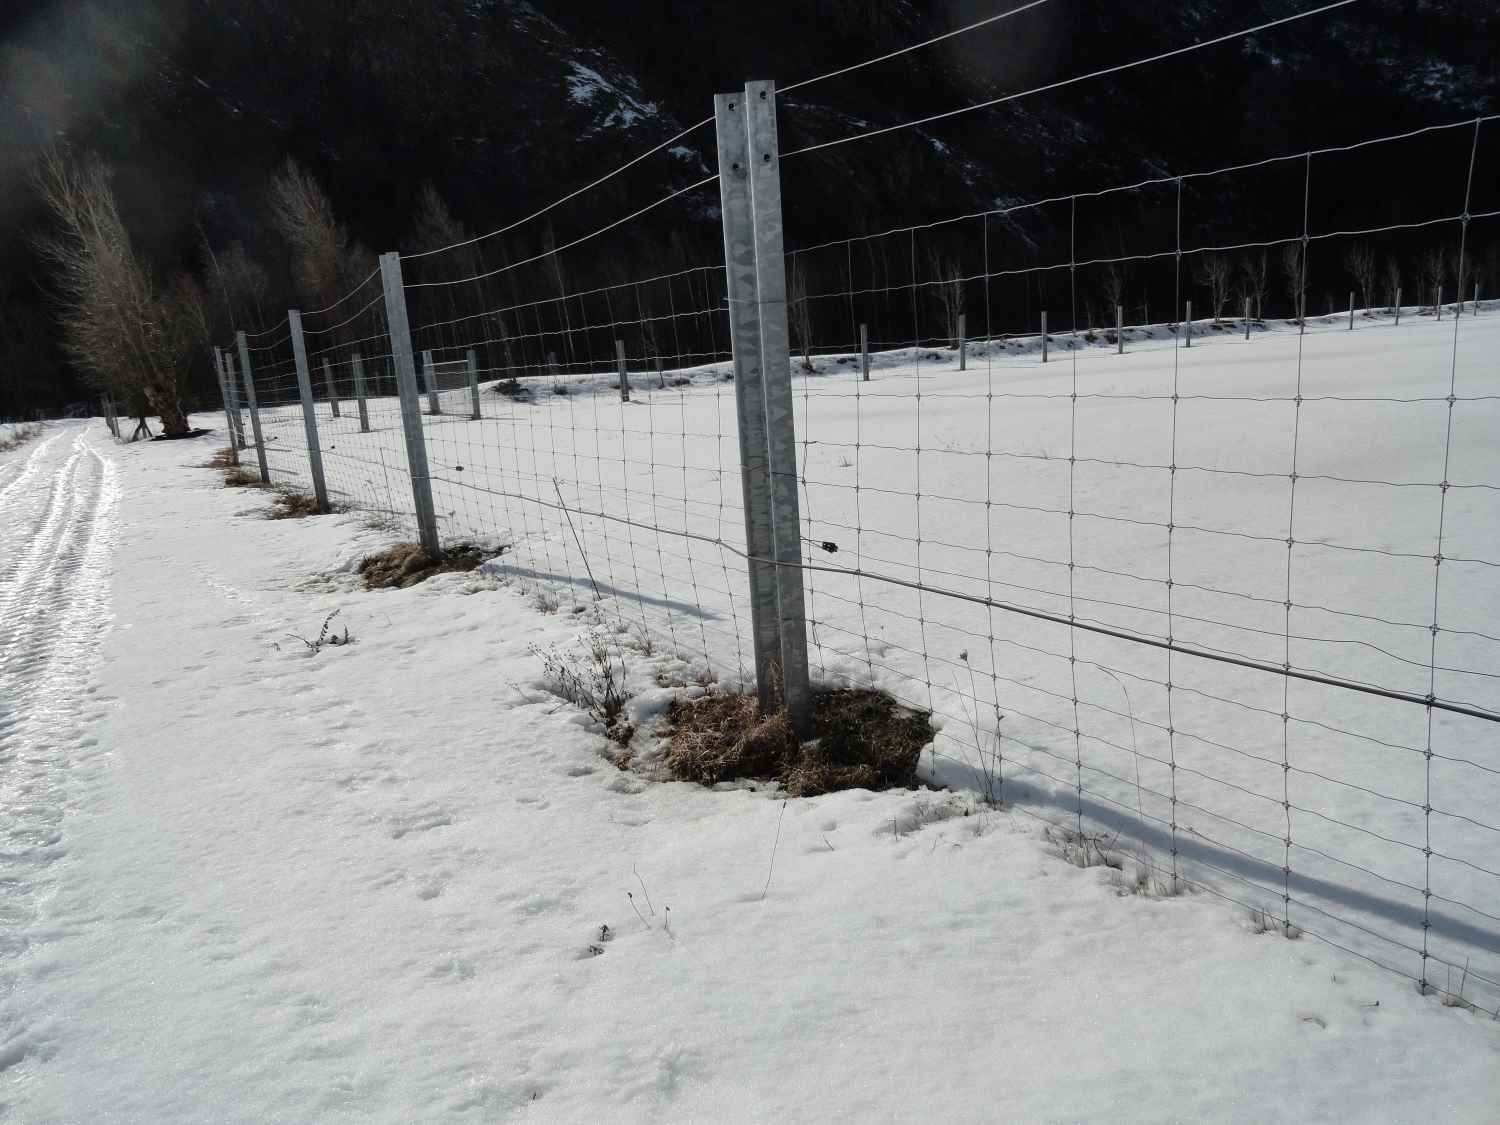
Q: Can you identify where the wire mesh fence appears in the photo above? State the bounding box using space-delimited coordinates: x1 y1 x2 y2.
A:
217 76 1499 1017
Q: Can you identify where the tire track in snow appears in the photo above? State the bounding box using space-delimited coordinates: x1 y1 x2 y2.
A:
0 425 116 1011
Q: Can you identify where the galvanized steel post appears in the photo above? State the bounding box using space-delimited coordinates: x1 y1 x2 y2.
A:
288 310 330 512
466 348 482 420
214 348 240 465
235 330 270 483
352 351 371 432
616 339 631 402
379 253 442 558
957 312 967 371
1116 304 1124 354
323 358 341 417
860 323 869 380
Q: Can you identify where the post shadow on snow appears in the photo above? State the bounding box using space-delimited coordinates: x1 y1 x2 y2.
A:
931 752 1500 964
487 561 719 621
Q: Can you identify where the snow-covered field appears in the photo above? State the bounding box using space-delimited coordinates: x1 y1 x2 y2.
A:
246 308 1500 1012
1 417 1498 1121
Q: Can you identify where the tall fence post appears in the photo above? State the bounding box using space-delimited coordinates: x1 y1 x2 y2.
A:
1041 310 1048 363
1116 304 1124 353
352 351 371 432
860 323 869 380
223 350 246 449
1184 300 1192 347
379 252 442 559
466 348 482 420
235 330 270 483
716 87 792 724
421 349 442 414
745 79 813 737
288 310 330 512
322 358 341 417
615 339 631 402
1395 288 1402 326
957 312 967 371
213 349 240 465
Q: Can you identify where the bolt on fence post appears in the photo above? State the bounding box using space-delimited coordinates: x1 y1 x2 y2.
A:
235 330 270 483
466 348 482 420
379 252 442 559
352 351 371 432
745 79 813 738
1185 300 1192 347
715 88 788 722
1395 287 1402 326
1349 291 1355 330
213 349 239 465
957 312 967 371
288 310 330 512
322 358 341 417
421 349 442 414
1116 304 1124 353
615 339 631 402
860 323 869 380
1041 310 1048 363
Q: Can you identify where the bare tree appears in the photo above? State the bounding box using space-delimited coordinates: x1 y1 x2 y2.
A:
31 149 191 435
1194 253 1231 321
268 157 372 314
925 247 965 344
1419 246 1449 310
1239 251 1269 319
1382 256 1402 311
1344 243 1376 313
201 237 270 335
1100 263 1126 319
788 255 814 373
1280 242 1306 323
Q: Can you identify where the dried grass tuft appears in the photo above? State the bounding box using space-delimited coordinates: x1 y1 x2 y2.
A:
359 541 503 589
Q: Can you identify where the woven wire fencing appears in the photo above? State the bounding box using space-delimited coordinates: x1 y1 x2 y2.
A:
219 93 1500 1016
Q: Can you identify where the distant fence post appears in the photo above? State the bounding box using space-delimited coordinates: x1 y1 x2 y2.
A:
288 310 330 512
1185 300 1192 347
1244 297 1251 341
322 359 341 417
379 252 442 558
1116 304 1124 353
615 339 631 402
352 351 371 432
745 79 813 737
1436 285 1443 321
222 350 246 448
860 323 869 380
466 348 482 420
1395 288 1402 326
716 86 794 725
655 354 665 389
957 312 967 371
235 330 270 483
420 349 442 414
1474 281 1480 314
213 348 240 465
1041 310 1048 363
1349 291 1355 330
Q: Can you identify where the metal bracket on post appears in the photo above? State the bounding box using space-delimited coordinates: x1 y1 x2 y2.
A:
421 349 442 414
716 88 789 723
213 349 240 465
323 358 341 417
379 252 442 559
1041 311 1048 363
235 330 271 483
288 310 330 512
466 348 482 420
616 340 631 402
352 351 371 432
957 312 967 371
860 323 870 381
745 79 813 738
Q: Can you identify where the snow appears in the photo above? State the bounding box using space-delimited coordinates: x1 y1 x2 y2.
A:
3 311 1499 1119
564 62 658 130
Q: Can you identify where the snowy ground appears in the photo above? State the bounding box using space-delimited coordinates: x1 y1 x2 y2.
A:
1 408 1498 1120
244 306 1500 1010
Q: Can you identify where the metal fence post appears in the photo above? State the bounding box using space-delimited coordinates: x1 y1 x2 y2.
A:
716 88 789 723
213 349 239 465
322 358 341 417
288 310 330 512
1185 300 1192 347
1244 297 1251 341
655 355 665 389
745 79 813 737
379 252 442 558
957 312 967 371
235 330 270 483
1436 285 1444 320
421 349 442 414
466 348 482 420
222 350 246 448
1041 310 1048 363
352 351 371 432
860 323 869 380
1349 291 1355 330
1474 281 1480 314
615 339 631 402
1116 304 1124 354
1395 288 1402 326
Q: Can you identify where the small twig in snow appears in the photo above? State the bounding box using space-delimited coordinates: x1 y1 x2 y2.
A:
633 864 656 916
627 892 650 931
760 799 788 901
